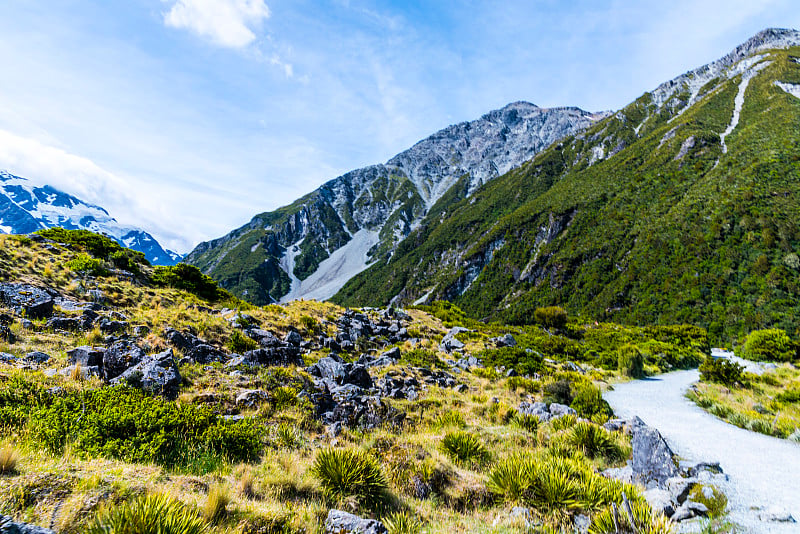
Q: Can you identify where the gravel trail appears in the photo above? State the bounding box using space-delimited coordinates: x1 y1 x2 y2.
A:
604 370 800 533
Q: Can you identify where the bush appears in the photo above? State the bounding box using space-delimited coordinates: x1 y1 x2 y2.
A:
440 431 489 467
511 413 540 433
533 306 568 329
85 493 208 534
151 263 221 301
617 344 644 378
37 228 149 271
776 389 800 404
0 445 19 475
26 386 262 470
312 448 388 508
487 454 536 502
228 330 258 353
478 346 544 376
203 483 231 523
543 379 572 405
737 329 796 362
66 253 108 276
688 484 727 516
589 497 673 534
299 315 318 333
570 383 612 420
382 511 423 534
699 357 744 386
567 422 624 461
110 249 148 273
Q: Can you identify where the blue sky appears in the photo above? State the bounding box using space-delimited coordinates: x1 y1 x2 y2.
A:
0 0 798 252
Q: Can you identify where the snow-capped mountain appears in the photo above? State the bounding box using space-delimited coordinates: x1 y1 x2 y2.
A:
0 171 181 265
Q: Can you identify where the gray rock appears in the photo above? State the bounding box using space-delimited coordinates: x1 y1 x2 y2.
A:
24 351 49 364
686 500 709 516
45 316 83 331
236 389 268 408
549 403 577 418
492 333 517 347
518 401 551 422
102 340 145 380
629 416 680 486
283 330 303 346
324 510 387 534
59 364 100 378
67 346 105 368
98 317 127 335
185 344 227 364
243 346 302 367
0 283 54 319
0 514 55 533
665 476 697 505
758 507 796 522
111 349 181 399
439 326 469 352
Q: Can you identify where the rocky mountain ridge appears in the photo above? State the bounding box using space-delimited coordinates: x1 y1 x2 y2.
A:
0 170 181 265
185 102 604 304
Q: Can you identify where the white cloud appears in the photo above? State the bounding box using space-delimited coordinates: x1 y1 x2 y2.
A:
164 0 270 49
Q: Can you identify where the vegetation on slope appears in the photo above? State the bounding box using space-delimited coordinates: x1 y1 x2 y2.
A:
336 46 800 345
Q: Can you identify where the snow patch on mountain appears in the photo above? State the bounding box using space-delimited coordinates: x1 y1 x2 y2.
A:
0 170 181 265
279 229 379 303
720 61 772 153
775 80 800 99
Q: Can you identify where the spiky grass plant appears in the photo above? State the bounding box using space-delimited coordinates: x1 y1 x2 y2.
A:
511 413 540 433
85 494 208 534
439 431 489 467
382 510 424 534
567 421 625 461
486 454 536 502
203 483 231 523
589 497 674 534
529 458 581 515
549 414 578 431
0 445 19 475
312 448 388 508
432 410 466 429
274 422 304 449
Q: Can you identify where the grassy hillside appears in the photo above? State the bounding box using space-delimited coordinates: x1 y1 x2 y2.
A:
335 46 800 344
0 231 709 533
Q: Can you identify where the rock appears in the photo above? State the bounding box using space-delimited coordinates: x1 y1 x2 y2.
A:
0 514 55 533
492 333 517 347
518 401 551 422
247 329 281 347
602 465 633 484
665 476 696 505
643 488 675 517
603 418 626 432
185 344 227 364
453 355 482 370
45 316 83 332
0 326 14 343
98 318 127 335
573 513 590 534
24 351 49 364
344 364 373 389
685 500 708 516
87 289 107 303
324 510 387 534
0 284 54 319
67 346 105 368
629 416 680 486
59 364 100 378
439 327 468 352
283 330 303 346
133 325 150 337
0 314 12 325
308 356 347 382
671 504 694 522
454 384 468 393
102 340 146 380
111 348 181 399
549 403 577 418
236 389 268 408
163 328 200 351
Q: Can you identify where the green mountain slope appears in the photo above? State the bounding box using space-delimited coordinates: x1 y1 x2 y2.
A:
335 32 800 342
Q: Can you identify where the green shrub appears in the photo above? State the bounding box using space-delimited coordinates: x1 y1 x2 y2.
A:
737 329 796 362
151 263 222 301
382 511 423 534
228 330 258 353
110 249 148 273
506 376 540 393
86 493 208 534
570 383 612 420
688 484 727 516
776 389 800 404
543 379 572 405
699 357 744 385
589 498 673 534
66 253 108 276
478 346 544 376
533 306 568 329
270 386 297 409
27 386 262 470
411 301 469 326
37 228 149 271
567 422 624 461
299 315 318 333
439 431 489 467
487 454 536 502
617 344 644 378
432 410 466 429
311 448 388 508
511 413 540 433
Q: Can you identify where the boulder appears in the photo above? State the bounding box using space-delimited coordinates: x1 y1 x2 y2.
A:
518 401 552 422
308 356 347 382
243 346 302 367
102 340 146 381
163 328 200 352
59 364 100 379
67 346 105 368
236 389 268 408
643 488 675 517
324 510 387 534
98 318 127 335
110 348 181 399
185 344 227 364
0 515 55 533
439 327 468 352
24 352 50 364
45 316 83 332
549 403 577 418
0 284 54 319
629 416 680 487
492 333 517 347
344 364 373 389
283 330 303 346
0 326 14 343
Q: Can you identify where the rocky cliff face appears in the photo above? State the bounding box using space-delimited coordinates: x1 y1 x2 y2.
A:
0 171 181 265
185 102 603 304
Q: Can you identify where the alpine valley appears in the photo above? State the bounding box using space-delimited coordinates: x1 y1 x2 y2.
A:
191 28 800 343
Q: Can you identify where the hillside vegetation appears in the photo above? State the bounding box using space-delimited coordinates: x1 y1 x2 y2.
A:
336 45 800 344
0 231 708 533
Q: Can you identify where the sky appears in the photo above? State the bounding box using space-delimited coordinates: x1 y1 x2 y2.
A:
0 0 798 253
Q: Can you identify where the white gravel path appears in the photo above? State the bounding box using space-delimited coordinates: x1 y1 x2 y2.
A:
604 370 800 533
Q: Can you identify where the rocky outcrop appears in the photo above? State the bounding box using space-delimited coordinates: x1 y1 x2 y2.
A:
110 349 181 399
0 515 54 534
323 510 387 534
0 284 54 319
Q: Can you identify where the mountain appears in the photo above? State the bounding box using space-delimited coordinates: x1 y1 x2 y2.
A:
0 171 182 265
334 28 800 342
185 102 604 304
